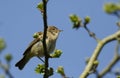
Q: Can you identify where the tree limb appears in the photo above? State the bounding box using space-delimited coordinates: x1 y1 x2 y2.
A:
98 41 120 78
42 0 49 78
79 31 120 78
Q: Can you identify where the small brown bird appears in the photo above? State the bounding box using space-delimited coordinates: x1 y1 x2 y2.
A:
15 26 61 70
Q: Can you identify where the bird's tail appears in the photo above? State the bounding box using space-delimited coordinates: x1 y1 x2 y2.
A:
15 55 30 70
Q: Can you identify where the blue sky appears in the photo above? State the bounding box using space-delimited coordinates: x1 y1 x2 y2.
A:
0 0 120 78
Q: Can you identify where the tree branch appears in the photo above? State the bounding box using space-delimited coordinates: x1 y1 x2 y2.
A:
79 30 120 78
98 55 120 78
98 41 120 78
0 61 13 78
42 0 49 78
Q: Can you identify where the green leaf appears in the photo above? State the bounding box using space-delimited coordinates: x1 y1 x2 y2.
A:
50 49 62 58
69 14 82 29
33 32 39 38
103 2 119 14
69 14 80 23
48 67 54 77
56 66 65 76
84 16 91 24
117 75 120 78
5 54 12 62
35 64 45 74
35 64 54 77
0 38 6 52
37 2 44 13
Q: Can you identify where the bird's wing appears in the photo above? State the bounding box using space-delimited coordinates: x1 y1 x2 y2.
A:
23 38 41 55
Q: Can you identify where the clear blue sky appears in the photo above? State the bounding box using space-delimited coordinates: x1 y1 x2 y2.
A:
0 0 119 78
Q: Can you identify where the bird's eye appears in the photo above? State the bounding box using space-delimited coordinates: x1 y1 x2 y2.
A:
52 28 55 30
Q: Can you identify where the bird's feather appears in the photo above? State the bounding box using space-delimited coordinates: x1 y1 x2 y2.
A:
23 38 41 55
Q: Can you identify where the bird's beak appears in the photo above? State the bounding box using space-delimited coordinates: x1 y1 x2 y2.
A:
59 29 63 32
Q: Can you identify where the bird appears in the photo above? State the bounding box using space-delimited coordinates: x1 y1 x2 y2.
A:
15 26 62 70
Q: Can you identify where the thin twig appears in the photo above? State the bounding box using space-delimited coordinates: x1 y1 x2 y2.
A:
79 30 120 78
37 56 45 63
98 55 120 78
98 41 120 78
0 61 14 78
42 0 49 78
84 26 100 42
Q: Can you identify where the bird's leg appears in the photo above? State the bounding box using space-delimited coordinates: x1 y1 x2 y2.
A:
37 56 45 63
